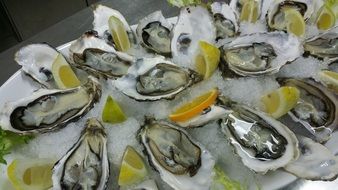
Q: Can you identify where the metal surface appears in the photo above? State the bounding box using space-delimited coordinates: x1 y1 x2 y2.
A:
0 1 338 189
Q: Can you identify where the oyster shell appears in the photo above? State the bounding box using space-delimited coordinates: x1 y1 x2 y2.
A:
93 4 135 45
52 118 109 190
113 56 202 101
0 76 101 134
222 32 302 76
211 2 239 40
171 5 216 65
278 78 338 143
267 0 314 31
69 30 135 79
136 11 172 55
220 102 299 174
15 43 59 88
304 27 338 62
284 136 338 181
139 118 215 190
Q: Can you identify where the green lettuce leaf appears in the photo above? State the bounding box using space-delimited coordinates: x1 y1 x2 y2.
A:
0 128 34 164
211 166 246 190
167 0 203 7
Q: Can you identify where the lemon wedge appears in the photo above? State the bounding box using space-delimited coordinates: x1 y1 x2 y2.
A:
261 86 300 118
169 89 219 122
102 95 127 124
108 15 131 52
118 146 148 186
284 8 306 37
195 41 220 79
51 53 80 89
316 5 336 30
7 159 54 190
319 70 338 92
240 0 259 23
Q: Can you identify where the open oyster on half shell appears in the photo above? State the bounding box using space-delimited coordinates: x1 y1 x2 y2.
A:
278 78 338 143
221 32 302 76
267 0 314 32
219 100 299 174
136 11 173 55
113 56 202 101
139 117 215 190
93 4 136 46
284 136 338 181
15 43 60 88
304 27 338 62
210 2 239 41
171 5 216 65
52 118 109 190
69 30 135 79
0 76 101 134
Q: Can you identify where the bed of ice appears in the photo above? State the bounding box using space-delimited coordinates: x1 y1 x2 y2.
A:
0 17 336 190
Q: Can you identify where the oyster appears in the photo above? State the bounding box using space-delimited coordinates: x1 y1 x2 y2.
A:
304 27 338 62
222 32 302 76
15 43 59 88
0 76 101 134
278 78 338 143
113 56 202 101
171 5 216 65
69 30 134 79
284 136 338 181
93 4 135 45
136 11 172 55
267 0 314 31
52 118 109 190
139 118 215 190
210 2 239 40
220 102 299 173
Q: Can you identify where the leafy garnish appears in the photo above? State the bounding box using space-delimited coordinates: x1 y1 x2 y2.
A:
167 0 203 7
0 128 34 164
211 166 246 190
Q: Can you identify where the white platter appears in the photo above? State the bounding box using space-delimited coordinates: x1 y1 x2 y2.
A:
1 19 338 190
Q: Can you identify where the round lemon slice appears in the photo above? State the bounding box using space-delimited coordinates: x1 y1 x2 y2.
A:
261 86 300 119
195 41 220 79
102 95 127 124
316 5 336 30
240 0 259 23
51 53 80 89
7 159 54 190
319 70 338 92
118 146 148 187
108 15 131 52
284 8 306 37
169 89 219 122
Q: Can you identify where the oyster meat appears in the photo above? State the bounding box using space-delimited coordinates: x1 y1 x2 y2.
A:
278 78 338 143
15 43 60 88
211 2 239 40
139 118 215 190
222 32 302 76
113 56 202 101
136 11 172 55
304 27 338 62
0 76 101 134
284 136 338 181
69 30 134 79
267 0 314 31
52 118 109 190
220 102 299 173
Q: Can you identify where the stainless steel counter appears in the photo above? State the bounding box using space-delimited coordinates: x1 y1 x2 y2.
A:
0 0 337 189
